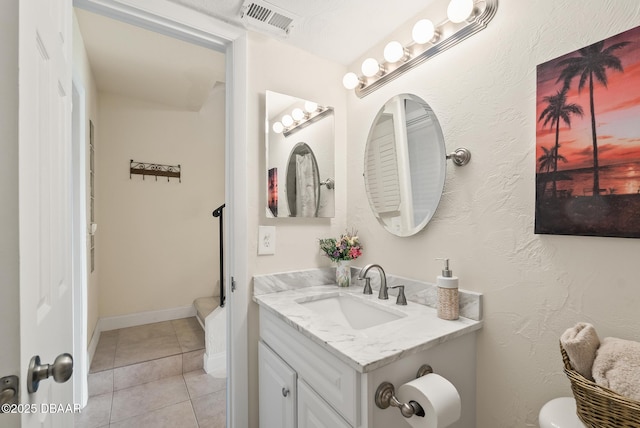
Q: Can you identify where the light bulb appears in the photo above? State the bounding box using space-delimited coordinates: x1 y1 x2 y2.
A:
447 0 474 23
342 72 361 90
383 41 406 63
412 19 436 44
361 58 381 77
272 122 284 134
292 108 304 121
282 114 293 127
304 101 318 113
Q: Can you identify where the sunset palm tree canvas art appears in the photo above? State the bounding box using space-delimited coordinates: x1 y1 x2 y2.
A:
535 25 640 238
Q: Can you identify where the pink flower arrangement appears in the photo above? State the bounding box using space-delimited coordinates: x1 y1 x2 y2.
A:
319 229 363 262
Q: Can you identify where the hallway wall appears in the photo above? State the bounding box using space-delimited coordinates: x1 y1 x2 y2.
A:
97 89 225 318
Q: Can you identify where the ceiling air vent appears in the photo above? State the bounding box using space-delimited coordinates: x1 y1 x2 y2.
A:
240 0 297 37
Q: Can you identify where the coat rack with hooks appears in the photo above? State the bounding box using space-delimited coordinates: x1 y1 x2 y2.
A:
129 160 181 182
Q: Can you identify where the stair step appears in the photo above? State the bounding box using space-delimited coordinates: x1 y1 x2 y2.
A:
194 296 220 325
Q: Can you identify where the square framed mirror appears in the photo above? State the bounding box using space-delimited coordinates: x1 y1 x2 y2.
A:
265 90 335 218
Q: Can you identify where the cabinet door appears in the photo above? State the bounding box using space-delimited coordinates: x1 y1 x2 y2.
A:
259 341 297 428
298 379 351 428
260 307 358 424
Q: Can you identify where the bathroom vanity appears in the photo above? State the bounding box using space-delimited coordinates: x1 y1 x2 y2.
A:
254 269 483 428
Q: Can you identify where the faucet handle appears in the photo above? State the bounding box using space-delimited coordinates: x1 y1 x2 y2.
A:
390 285 407 305
362 277 373 295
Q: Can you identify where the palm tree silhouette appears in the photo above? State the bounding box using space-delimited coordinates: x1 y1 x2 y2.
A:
538 145 567 199
557 39 630 196
538 87 583 197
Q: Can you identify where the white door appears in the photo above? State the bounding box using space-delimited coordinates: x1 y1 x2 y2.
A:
18 0 75 425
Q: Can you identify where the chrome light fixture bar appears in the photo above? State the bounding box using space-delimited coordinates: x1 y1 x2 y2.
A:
283 106 333 137
344 0 498 98
272 105 334 137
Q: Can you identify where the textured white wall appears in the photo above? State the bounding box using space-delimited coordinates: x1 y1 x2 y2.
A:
345 1 640 426
97 90 225 317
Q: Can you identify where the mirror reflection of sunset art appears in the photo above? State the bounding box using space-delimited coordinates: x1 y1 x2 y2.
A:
535 24 640 238
268 168 278 217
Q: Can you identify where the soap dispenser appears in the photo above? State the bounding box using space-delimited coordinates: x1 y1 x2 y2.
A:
436 258 459 320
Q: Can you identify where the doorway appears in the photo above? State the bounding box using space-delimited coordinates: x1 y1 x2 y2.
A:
71 1 248 427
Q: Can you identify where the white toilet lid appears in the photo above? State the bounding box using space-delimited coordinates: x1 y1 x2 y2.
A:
539 397 586 428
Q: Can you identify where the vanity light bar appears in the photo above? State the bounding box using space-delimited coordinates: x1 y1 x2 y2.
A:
280 106 334 137
343 0 498 98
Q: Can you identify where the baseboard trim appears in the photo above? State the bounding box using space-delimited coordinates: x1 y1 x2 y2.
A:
99 305 196 332
88 327 101 369
87 305 197 367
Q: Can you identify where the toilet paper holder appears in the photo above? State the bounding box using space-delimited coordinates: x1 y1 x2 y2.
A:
375 364 433 418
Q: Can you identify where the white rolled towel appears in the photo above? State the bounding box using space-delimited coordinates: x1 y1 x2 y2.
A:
593 337 640 401
560 322 600 380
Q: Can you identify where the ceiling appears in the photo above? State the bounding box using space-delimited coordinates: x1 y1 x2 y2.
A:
75 8 225 111
75 1 439 110
172 0 439 65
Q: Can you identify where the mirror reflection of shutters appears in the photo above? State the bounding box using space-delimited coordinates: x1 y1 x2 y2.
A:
365 114 400 214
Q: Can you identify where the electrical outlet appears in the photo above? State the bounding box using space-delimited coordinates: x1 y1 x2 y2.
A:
258 226 276 255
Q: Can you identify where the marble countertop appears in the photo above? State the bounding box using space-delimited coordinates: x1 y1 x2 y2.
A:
254 283 483 373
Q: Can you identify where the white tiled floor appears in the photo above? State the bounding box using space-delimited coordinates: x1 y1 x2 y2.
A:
75 317 226 428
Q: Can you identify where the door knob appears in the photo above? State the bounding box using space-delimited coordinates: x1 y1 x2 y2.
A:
27 353 73 393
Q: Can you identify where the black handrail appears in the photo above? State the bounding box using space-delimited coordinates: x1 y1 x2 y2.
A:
212 203 225 307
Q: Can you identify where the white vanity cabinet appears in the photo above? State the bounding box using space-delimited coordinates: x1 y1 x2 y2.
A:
259 309 357 428
258 341 296 428
259 338 352 428
257 292 479 428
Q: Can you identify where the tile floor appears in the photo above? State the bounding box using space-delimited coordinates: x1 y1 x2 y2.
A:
75 317 226 428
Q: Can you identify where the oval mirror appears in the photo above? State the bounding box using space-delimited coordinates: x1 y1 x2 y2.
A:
364 94 446 236
285 142 321 217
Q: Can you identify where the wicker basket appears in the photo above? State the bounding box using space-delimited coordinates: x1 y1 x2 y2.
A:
560 342 640 427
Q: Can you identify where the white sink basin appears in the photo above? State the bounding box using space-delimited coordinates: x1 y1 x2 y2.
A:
296 293 405 330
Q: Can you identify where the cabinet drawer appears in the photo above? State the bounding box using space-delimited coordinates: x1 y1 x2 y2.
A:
260 309 359 426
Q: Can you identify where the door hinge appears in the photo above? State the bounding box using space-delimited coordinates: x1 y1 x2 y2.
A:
231 277 237 292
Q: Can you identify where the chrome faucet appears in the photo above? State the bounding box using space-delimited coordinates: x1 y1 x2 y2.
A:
358 264 388 300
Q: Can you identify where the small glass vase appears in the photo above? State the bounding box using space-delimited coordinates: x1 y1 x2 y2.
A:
335 260 351 287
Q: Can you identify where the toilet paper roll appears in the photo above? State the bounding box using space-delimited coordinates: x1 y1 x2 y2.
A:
397 373 461 428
